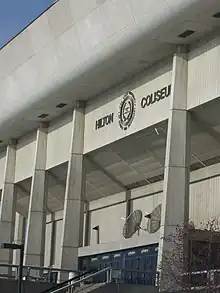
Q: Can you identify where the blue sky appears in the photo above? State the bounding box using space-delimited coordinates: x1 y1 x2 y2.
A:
0 0 54 48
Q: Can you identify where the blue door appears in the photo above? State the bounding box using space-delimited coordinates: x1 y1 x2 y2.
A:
99 254 112 281
78 243 158 285
124 250 139 284
88 255 101 283
137 244 158 285
111 251 123 269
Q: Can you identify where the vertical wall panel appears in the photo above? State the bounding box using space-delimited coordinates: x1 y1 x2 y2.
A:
83 212 89 247
90 203 126 245
46 173 220 255
44 222 52 267
54 219 63 267
132 193 162 238
190 177 220 228
15 132 36 182
188 36 220 109
0 153 6 190
46 116 72 169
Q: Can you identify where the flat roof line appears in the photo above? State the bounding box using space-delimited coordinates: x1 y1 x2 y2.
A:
0 0 59 51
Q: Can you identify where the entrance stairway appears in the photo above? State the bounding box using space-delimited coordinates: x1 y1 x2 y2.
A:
40 268 158 293
0 265 159 293
74 283 158 293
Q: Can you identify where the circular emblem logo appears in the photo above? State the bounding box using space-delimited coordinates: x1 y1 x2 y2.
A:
118 91 136 130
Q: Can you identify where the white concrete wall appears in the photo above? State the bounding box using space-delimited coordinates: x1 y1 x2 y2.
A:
89 203 126 245
79 163 220 256
1 0 195 140
0 59 171 183
44 222 52 267
1 33 220 183
36 162 220 260
0 152 6 190
132 192 162 238
190 176 220 227
46 114 72 169
188 33 220 109
44 211 63 267
1 29 220 263
84 60 172 153
53 219 63 267
15 132 36 183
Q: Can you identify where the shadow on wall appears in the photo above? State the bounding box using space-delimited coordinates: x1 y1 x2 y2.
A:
0 279 55 293
188 28 220 62
86 57 172 113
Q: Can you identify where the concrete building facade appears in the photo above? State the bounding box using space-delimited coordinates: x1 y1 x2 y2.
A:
1 0 220 286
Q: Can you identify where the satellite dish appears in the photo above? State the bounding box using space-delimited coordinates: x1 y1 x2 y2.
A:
122 210 143 239
147 204 162 234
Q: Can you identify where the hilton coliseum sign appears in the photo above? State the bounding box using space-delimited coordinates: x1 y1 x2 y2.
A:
95 84 171 131
118 92 136 131
141 85 171 109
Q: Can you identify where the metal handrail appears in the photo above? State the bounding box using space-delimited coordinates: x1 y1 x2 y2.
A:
49 267 112 293
181 268 220 291
48 267 160 293
41 271 90 293
184 268 220 276
112 267 159 274
111 268 160 286
0 263 81 273
0 263 82 284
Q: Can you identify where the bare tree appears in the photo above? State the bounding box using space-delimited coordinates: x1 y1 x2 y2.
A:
158 218 220 292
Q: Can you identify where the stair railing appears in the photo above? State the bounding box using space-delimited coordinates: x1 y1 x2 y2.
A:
49 267 112 293
40 271 89 293
0 263 80 282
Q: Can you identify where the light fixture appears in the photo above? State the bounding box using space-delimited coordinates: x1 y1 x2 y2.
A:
38 113 49 119
92 226 100 244
144 214 151 219
213 12 220 18
155 128 160 136
56 103 67 108
178 30 195 38
0 243 23 249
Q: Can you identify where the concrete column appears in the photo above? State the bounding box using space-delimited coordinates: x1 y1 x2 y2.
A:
0 140 17 269
59 102 85 277
49 213 56 267
13 213 25 265
24 124 48 267
157 47 190 288
125 190 131 218
83 201 90 247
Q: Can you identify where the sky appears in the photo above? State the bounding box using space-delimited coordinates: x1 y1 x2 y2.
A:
0 0 54 48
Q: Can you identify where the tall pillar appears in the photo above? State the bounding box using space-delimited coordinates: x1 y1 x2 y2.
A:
48 213 56 267
0 140 17 269
84 201 90 247
13 213 25 265
157 46 190 289
24 124 48 267
125 190 131 218
59 102 85 278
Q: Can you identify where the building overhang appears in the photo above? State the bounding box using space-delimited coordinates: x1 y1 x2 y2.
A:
0 0 220 144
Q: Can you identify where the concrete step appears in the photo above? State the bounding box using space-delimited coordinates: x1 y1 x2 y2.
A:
73 283 106 293
71 283 158 293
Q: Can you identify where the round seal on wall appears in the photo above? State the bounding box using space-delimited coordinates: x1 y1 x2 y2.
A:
118 91 136 130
